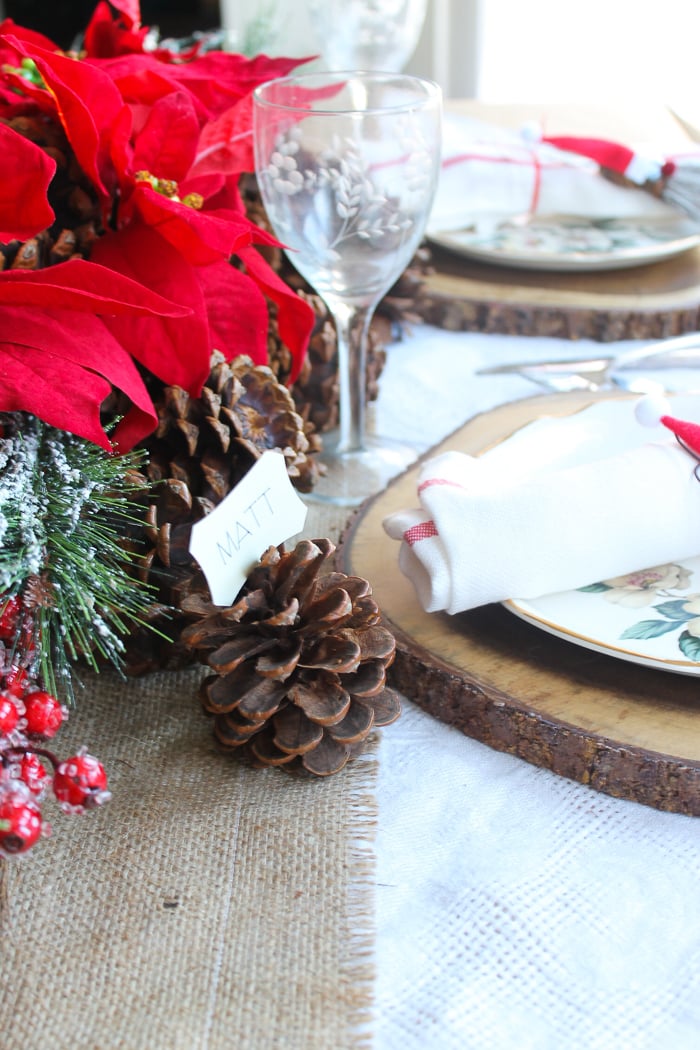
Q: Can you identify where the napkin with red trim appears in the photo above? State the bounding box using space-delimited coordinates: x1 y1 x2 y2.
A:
429 113 684 234
382 398 700 615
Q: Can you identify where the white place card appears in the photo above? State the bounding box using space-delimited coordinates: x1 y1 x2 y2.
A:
189 450 308 606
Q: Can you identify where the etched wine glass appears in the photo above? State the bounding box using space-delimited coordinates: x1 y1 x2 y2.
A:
253 71 442 505
306 0 429 73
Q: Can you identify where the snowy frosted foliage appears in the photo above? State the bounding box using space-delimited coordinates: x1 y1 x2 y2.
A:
0 413 154 701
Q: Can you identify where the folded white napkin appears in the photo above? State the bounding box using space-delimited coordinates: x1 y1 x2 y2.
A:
429 113 681 235
383 436 700 615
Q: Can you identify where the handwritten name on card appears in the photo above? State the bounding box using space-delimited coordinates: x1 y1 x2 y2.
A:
189 451 308 605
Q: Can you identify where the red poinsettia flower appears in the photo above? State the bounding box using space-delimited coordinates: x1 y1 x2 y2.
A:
0 4 316 454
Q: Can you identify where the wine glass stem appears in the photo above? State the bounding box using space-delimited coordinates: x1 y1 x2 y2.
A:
333 300 374 455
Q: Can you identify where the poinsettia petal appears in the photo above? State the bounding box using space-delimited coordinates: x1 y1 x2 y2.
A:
189 95 254 179
0 305 157 450
90 223 211 394
0 259 190 317
0 123 55 240
237 246 314 384
0 345 114 449
196 261 268 365
7 35 124 199
106 0 141 30
132 90 199 181
0 57 56 115
162 53 315 119
92 58 211 123
0 19 58 51
126 182 276 264
93 51 312 122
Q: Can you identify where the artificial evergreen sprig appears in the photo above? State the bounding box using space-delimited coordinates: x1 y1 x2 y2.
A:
0 412 158 703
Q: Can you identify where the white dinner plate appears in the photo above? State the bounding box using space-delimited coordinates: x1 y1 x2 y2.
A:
499 394 700 675
427 213 700 272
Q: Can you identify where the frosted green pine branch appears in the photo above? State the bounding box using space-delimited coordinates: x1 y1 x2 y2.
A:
0 413 160 703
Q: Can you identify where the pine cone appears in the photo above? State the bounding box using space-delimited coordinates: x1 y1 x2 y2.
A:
115 354 322 675
141 351 321 497
180 539 402 776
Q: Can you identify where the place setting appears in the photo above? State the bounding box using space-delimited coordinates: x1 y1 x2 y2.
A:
341 375 700 814
415 99 700 342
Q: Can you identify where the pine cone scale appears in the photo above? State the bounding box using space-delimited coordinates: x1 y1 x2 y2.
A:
364 686 402 727
301 734 350 777
272 704 324 755
255 641 302 680
208 634 278 674
236 679 288 722
343 659 387 698
347 626 396 663
250 729 298 766
326 702 374 745
288 677 351 727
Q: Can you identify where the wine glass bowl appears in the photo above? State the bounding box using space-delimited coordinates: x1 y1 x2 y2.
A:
253 71 442 505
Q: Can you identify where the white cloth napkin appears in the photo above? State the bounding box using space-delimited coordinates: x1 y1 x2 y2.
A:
429 112 680 235
383 435 700 615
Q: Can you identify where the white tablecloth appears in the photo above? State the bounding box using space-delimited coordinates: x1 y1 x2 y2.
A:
369 324 700 1050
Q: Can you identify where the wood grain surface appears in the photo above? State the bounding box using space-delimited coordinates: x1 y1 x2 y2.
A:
418 243 700 342
339 391 700 815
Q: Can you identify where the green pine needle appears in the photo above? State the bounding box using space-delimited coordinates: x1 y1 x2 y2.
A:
0 413 160 703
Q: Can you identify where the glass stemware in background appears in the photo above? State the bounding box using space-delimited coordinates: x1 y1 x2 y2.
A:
217 0 285 54
253 71 442 506
308 0 430 72
306 0 429 72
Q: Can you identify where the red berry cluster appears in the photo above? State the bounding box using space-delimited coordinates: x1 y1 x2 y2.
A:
0 594 111 858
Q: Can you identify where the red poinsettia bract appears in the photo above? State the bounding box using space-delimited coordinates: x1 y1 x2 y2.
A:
0 260 191 451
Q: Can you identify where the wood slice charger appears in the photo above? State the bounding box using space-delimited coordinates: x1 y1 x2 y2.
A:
419 242 700 342
338 391 700 816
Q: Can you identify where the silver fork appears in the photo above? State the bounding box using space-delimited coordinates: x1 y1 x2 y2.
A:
476 332 700 393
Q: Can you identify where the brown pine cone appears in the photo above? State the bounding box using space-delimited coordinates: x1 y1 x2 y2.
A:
180 539 402 776
115 354 323 675
141 351 321 497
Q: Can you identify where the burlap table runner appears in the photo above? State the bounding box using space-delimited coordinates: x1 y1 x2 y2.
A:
1 504 378 1050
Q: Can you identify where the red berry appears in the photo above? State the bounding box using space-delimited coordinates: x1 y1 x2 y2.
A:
24 690 64 738
0 595 21 641
0 694 19 735
53 751 110 813
18 753 48 796
0 791 43 854
3 665 29 698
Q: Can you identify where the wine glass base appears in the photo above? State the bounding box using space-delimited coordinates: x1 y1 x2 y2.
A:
304 432 418 508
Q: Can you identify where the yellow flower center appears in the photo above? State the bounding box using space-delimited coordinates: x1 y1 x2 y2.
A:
134 171 203 209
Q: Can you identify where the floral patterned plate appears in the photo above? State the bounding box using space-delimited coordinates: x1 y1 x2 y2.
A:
499 394 700 675
428 213 700 273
